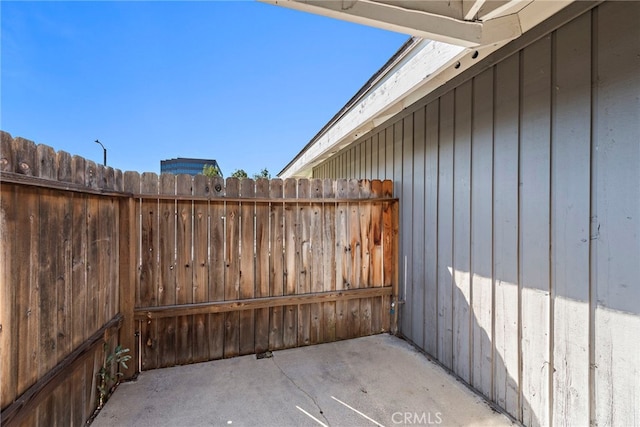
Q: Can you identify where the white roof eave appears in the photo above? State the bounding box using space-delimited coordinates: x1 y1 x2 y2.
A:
271 0 579 178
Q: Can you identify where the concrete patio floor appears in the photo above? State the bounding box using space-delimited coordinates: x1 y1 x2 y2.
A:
92 334 513 427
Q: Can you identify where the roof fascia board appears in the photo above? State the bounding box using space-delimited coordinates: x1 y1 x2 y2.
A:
279 40 467 177
275 0 588 178
261 0 522 47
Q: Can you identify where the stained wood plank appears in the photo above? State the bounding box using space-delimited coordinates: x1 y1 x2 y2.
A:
424 100 439 356
71 187 88 354
98 197 117 327
238 178 256 355
335 179 349 340
176 174 193 364
322 179 337 340
520 35 552 427
254 178 270 353
309 179 324 344
208 176 225 360
283 178 298 348
382 180 394 332
139 173 159 370
370 180 383 334
36 144 56 179
268 179 285 349
134 287 393 319
0 183 17 408
86 193 100 393
57 188 73 365
0 131 15 172
297 179 311 346
12 137 36 176
120 171 140 378
38 190 59 383
158 174 177 368
192 174 209 362
359 180 372 337
224 178 241 358
493 53 521 418
437 90 455 370
69 362 86 427
471 68 494 398
57 150 72 183
347 179 362 339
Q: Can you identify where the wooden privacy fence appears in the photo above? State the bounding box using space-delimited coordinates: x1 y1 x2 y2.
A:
128 173 398 370
0 133 399 426
1 134 127 426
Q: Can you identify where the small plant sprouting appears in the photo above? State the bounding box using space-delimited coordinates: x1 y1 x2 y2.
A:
97 343 131 409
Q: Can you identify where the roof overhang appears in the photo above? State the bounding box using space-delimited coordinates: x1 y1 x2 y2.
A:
264 0 587 178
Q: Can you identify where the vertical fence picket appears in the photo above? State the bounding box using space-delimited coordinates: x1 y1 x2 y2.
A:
192 174 210 363
140 173 159 370
255 179 270 353
283 178 298 348
209 176 225 360
239 178 256 355
348 179 362 338
120 171 139 379
0 179 17 410
158 174 177 368
335 179 349 340
310 179 324 344
370 180 384 333
382 180 396 332
322 179 337 341
224 178 240 358
269 179 285 350
70 162 89 424
176 175 193 365
297 179 311 346
359 180 373 336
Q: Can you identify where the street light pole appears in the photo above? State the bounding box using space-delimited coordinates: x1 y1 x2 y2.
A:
95 139 107 166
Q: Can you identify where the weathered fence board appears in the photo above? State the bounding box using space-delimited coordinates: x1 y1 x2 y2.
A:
1 132 125 426
322 179 337 341
192 175 210 363
254 179 270 353
209 176 226 361
283 178 298 347
224 178 241 358
268 179 285 349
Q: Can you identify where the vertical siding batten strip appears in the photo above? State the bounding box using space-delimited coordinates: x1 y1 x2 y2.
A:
551 12 592 424
588 8 598 425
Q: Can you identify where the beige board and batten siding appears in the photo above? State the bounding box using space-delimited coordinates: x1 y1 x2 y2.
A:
312 2 640 426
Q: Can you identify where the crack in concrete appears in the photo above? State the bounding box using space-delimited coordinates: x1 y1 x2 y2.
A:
271 355 331 426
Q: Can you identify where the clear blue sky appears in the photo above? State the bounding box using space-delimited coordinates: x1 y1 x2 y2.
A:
1 1 407 176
